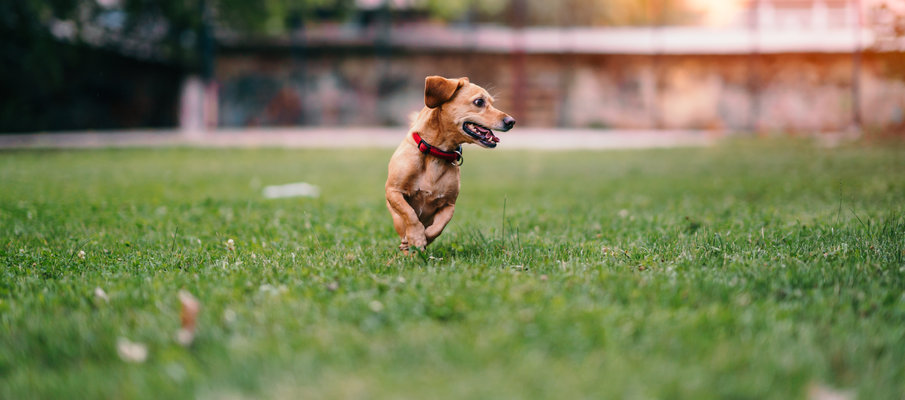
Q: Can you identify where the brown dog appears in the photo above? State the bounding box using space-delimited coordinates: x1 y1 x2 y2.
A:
385 76 516 253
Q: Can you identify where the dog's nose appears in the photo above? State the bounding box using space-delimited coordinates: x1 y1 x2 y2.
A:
502 116 516 130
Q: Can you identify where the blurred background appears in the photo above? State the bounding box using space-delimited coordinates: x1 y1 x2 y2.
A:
1 0 903 135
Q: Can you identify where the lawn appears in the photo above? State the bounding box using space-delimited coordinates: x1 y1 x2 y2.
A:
1 141 903 399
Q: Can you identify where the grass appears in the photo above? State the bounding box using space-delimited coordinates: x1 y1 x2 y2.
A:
1 140 904 399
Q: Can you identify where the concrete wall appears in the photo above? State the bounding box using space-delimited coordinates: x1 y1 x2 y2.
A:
215 50 905 133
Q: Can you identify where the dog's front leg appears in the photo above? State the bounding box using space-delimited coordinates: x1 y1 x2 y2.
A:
425 203 455 245
386 190 427 250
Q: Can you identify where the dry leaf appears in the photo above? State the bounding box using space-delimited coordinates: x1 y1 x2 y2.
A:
177 290 200 346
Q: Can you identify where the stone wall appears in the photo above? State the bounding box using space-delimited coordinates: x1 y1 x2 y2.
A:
216 49 905 133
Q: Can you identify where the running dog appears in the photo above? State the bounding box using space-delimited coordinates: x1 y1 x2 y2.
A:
385 76 516 253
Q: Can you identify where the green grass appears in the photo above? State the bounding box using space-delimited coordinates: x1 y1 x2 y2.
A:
1 141 904 399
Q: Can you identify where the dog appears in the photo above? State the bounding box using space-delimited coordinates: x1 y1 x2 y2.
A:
385 76 516 253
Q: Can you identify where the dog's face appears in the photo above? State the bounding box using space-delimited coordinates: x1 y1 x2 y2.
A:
424 76 516 148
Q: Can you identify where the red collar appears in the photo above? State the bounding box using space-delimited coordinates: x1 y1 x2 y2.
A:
412 132 463 165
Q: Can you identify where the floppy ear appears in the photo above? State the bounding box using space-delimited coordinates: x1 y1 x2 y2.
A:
424 76 469 108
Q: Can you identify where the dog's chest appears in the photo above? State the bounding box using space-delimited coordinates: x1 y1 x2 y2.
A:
410 179 456 203
406 169 458 212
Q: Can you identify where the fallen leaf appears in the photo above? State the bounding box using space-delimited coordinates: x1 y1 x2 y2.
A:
176 290 200 346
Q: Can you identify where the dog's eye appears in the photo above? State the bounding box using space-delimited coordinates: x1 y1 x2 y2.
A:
472 98 485 107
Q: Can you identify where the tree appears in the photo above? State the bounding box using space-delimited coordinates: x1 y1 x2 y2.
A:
0 0 354 131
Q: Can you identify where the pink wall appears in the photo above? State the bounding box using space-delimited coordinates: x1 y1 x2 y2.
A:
216 51 905 133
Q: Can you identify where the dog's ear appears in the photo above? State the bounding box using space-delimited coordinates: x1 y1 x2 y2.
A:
424 76 469 108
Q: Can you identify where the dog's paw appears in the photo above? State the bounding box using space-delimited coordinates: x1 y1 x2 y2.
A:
409 236 427 249
399 244 425 255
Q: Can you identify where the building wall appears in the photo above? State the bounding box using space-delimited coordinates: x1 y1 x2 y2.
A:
216 50 905 133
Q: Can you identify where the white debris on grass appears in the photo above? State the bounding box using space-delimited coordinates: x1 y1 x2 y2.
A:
223 308 237 324
808 383 853 400
175 328 194 346
259 284 287 296
262 182 320 199
94 287 109 302
116 337 148 363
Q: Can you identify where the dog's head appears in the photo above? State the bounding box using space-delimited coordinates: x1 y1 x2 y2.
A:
424 75 516 149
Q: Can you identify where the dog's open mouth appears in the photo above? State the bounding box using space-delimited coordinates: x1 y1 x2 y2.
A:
462 122 500 148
